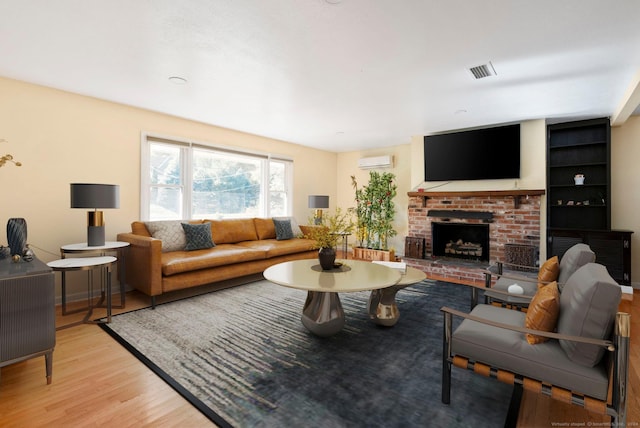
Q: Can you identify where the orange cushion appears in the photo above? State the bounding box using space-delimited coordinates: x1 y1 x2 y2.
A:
525 281 560 344
254 218 276 240
537 256 559 288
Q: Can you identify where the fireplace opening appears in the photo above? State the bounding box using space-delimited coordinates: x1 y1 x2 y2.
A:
432 222 490 262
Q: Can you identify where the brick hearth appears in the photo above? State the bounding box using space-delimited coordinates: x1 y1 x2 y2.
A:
404 191 543 286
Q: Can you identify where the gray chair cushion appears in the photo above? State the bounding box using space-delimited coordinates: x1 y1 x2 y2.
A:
557 263 621 367
557 243 596 287
451 304 610 400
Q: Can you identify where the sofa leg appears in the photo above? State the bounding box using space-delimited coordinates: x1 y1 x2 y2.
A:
151 296 156 309
442 311 452 404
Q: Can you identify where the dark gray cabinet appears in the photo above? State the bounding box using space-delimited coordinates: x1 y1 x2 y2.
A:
548 229 632 285
0 257 55 384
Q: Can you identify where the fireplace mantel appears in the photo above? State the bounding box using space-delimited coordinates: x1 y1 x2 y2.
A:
408 189 545 208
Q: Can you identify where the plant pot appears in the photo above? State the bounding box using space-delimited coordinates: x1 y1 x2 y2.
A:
352 247 395 262
318 247 336 270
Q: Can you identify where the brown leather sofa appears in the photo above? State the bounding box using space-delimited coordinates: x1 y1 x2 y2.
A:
117 218 317 307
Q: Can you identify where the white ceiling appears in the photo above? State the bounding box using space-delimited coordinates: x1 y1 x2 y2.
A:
2 0 640 152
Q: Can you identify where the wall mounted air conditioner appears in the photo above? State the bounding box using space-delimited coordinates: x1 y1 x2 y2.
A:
357 155 393 169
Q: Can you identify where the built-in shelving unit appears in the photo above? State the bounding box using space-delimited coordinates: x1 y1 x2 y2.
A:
546 118 633 285
547 118 610 230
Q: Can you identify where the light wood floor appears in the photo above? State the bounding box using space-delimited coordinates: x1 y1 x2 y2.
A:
0 282 638 427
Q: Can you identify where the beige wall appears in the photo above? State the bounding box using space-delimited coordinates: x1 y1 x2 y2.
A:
0 77 336 299
611 115 640 285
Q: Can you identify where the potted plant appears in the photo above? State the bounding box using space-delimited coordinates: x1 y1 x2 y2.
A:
303 207 354 270
351 171 398 261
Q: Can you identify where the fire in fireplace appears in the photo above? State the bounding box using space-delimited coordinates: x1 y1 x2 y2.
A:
432 222 490 262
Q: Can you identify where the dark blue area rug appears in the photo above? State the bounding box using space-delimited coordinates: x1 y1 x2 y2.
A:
100 279 513 427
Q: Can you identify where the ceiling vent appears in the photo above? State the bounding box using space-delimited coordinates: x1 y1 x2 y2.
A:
469 62 497 79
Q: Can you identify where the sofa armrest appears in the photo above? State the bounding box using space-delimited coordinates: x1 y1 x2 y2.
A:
117 232 163 298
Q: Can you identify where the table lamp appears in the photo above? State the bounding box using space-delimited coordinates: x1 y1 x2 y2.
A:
308 195 329 225
70 183 120 246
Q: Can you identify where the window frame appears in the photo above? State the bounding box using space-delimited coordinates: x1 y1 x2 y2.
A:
140 132 293 221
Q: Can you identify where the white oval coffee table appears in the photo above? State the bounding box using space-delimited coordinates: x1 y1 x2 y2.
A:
264 259 401 336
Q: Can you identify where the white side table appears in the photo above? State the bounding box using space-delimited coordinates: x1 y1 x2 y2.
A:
60 241 130 313
48 256 117 325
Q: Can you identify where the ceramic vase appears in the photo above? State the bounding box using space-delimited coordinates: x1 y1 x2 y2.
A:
318 247 336 270
7 218 27 257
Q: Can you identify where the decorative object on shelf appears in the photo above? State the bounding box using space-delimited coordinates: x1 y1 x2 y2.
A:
303 208 354 270
70 183 120 246
23 244 35 261
0 139 22 168
7 217 27 257
308 195 329 225
574 174 585 185
351 171 397 251
0 246 9 259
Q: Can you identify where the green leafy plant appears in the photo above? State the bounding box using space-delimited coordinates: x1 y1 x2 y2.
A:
304 207 355 249
351 171 397 250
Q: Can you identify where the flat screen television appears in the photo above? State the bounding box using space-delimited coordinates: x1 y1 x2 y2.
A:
423 124 520 181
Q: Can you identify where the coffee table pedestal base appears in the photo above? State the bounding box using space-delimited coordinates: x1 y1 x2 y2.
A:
301 291 345 337
368 285 403 327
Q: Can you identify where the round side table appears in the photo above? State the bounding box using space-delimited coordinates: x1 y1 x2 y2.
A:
60 241 130 313
47 256 117 325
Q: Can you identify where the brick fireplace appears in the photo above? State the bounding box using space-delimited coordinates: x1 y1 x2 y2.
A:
404 190 544 285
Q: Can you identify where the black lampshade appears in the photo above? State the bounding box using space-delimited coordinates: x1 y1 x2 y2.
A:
308 195 329 209
70 183 120 209
70 183 120 246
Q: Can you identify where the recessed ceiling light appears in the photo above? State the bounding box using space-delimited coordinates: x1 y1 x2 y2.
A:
169 76 188 85
455 109 468 115
325 0 344 4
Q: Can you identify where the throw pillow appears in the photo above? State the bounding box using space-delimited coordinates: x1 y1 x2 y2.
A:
524 281 560 344
181 222 215 251
144 220 187 252
273 218 294 240
537 256 559 288
556 263 621 367
274 216 303 236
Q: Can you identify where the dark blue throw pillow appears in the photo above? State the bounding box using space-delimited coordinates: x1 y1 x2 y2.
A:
273 218 294 240
181 222 215 251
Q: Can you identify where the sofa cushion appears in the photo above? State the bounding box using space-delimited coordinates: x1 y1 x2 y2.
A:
236 239 316 258
145 220 187 252
254 218 276 240
182 222 215 251
557 263 621 367
525 281 560 344
208 219 258 244
273 218 294 240
452 304 610 400
537 256 559 286
161 244 267 276
557 243 595 288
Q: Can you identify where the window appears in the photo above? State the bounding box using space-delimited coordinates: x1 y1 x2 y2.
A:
141 135 293 221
